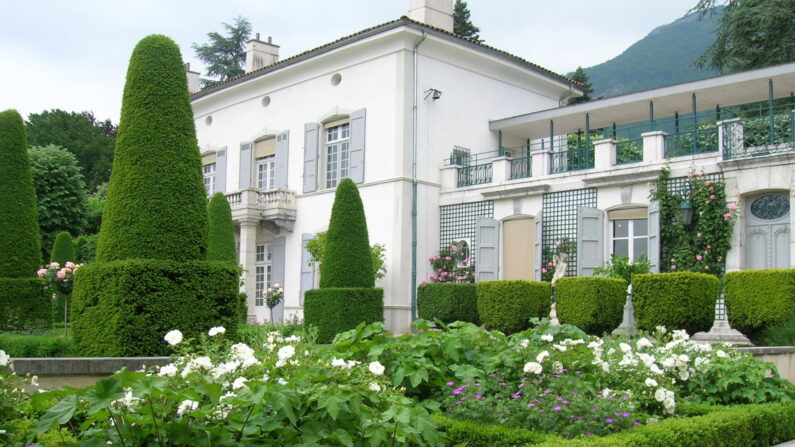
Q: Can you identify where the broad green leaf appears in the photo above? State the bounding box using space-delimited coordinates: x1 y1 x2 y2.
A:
35 394 79 434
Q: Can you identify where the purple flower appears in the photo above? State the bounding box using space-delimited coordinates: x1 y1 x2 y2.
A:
553 405 562 411
474 383 481 386
475 394 483 399
461 396 468 400
520 377 528 382
622 395 630 400
446 381 455 386
464 378 473 382
527 403 536 407
571 391 578 396
623 412 631 418
562 400 570 405
499 382 508 386
605 418 614 424
575 371 582 375
544 389 553 394
634 421 642 426
488 373 497 377
586 431 594 436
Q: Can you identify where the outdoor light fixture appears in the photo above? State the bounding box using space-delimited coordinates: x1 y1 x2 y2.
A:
424 88 442 100
680 200 694 225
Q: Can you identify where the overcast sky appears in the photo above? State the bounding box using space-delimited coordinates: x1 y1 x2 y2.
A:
0 0 700 124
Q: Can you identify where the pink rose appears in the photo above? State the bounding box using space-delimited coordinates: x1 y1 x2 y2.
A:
723 213 732 220
421 281 428 285
728 204 737 211
56 270 66 279
548 262 553 267
696 254 703 261
428 257 434 262
707 245 712 249
37 269 46 277
451 245 458 251
541 268 547 274
709 194 716 200
699 211 704 216
434 255 441 260
65 262 75 269
687 172 694 178
445 256 452 261
697 233 702 238
671 265 677 270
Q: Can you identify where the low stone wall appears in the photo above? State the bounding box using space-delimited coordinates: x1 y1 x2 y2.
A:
12 357 171 390
737 346 795 384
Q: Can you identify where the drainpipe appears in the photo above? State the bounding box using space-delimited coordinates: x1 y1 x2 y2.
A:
411 30 427 322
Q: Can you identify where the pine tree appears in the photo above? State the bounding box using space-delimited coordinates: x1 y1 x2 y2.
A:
193 16 252 88
568 67 595 105
453 0 482 42
319 178 374 288
96 35 208 263
207 192 237 263
50 232 75 265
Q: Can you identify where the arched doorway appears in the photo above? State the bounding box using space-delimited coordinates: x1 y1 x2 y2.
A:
745 192 790 270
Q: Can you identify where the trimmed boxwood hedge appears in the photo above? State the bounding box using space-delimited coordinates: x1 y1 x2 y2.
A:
434 414 553 446
556 277 627 335
74 234 98 264
71 259 240 356
207 192 237 263
417 283 479 324
632 272 719 334
725 269 795 340
304 288 383 344
50 231 75 265
0 333 73 357
477 280 550 335
0 278 50 331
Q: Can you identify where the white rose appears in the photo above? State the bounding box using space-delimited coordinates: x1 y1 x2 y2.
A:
278 345 296 361
194 356 213 370
523 362 543 374
654 388 668 402
177 399 198 415
520 339 530 348
164 330 183 346
540 334 554 343
619 343 632 353
368 361 385 376
232 377 248 390
208 326 226 336
645 378 658 387
331 358 347 368
278 378 288 385
536 351 550 363
636 338 653 349
0 350 9 367
158 363 178 377
716 350 729 358
369 382 381 392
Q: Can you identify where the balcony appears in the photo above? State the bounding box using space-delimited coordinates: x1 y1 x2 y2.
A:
224 188 296 232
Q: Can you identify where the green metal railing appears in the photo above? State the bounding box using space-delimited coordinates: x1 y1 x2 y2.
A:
509 157 532 179
457 164 493 186
615 138 643 164
722 109 795 160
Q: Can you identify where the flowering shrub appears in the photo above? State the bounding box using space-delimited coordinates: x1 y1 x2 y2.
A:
428 243 475 283
541 238 575 282
263 283 284 311
37 261 83 296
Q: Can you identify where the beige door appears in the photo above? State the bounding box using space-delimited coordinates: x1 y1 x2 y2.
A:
503 217 534 280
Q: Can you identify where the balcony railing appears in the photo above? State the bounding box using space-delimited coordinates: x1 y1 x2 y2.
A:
551 147 593 174
224 188 296 210
509 157 532 179
615 138 643 165
722 110 795 160
457 164 492 186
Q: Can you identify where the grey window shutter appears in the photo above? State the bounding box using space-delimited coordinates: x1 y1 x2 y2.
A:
576 207 605 277
299 233 315 305
275 130 289 189
534 211 543 281
303 123 319 193
216 148 227 193
475 217 499 282
349 108 366 184
270 237 286 323
648 201 660 273
239 142 253 190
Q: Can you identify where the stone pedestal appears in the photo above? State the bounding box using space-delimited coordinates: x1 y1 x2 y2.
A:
692 294 752 345
612 290 637 337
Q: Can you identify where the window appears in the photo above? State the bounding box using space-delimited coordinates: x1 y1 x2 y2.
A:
254 243 272 306
257 156 275 190
325 123 350 189
203 163 216 195
611 219 648 260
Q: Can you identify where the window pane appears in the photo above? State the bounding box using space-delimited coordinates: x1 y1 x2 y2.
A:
634 238 648 259
613 220 629 238
613 239 629 256
633 219 648 236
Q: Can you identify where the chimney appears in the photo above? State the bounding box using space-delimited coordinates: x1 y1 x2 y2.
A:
408 0 454 33
185 62 201 93
245 33 279 73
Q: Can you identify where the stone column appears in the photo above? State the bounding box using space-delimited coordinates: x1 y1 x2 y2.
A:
593 138 616 171
491 156 510 184
641 131 667 164
239 219 259 324
440 165 459 190
723 176 743 272
531 148 551 178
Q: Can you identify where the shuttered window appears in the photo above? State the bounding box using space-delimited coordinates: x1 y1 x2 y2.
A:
325 123 350 189
203 163 216 196
257 156 276 190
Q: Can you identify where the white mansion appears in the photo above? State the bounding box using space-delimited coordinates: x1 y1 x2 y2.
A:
189 0 795 332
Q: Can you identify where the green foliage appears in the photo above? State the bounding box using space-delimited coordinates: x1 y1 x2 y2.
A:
725 269 795 340
306 231 387 282
96 34 208 263
476 280 551 334
692 0 795 73
207 192 237 263
453 0 482 42
0 109 42 278
303 288 384 343
0 278 50 331
29 145 88 259
428 242 475 283
568 67 594 104
0 332 73 357
417 283 479 324
25 109 116 191
319 178 374 288
192 16 251 88
74 234 98 264
50 232 75 265
555 277 627 335
632 272 719 333
593 254 651 283
435 414 552 447
71 259 240 356
84 182 107 234
753 311 795 347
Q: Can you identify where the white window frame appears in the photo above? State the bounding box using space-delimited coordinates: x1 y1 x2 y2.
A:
256 156 276 191
203 163 216 195
254 243 272 307
324 123 350 189
610 218 649 261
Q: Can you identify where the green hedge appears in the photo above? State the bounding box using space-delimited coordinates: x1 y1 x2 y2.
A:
725 269 795 339
207 192 237 263
0 278 50 331
556 277 627 335
71 259 239 356
417 283 479 324
0 333 73 357
50 231 75 265
304 288 383 343
632 272 719 334
74 234 98 264
434 414 553 447
477 280 550 335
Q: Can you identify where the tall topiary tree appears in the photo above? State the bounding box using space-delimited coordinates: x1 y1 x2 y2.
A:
0 110 50 330
319 178 374 288
96 35 208 263
207 192 237 263
50 232 75 265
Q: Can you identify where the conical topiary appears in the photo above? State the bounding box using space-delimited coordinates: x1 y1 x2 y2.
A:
95 34 207 262
207 192 237 263
50 231 75 265
319 178 374 288
0 110 42 277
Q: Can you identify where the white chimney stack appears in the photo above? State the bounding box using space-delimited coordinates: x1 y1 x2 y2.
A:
245 33 279 73
185 62 201 93
408 0 454 33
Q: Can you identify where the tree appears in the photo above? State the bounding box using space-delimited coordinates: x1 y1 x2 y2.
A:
690 0 795 72
84 182 108 235
193 16 252 88
453 0 482 42
568 67 595 105
96 35 209 263
50 232 75 265
29 144 88 259
25 109 116 191
207 192 237 263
